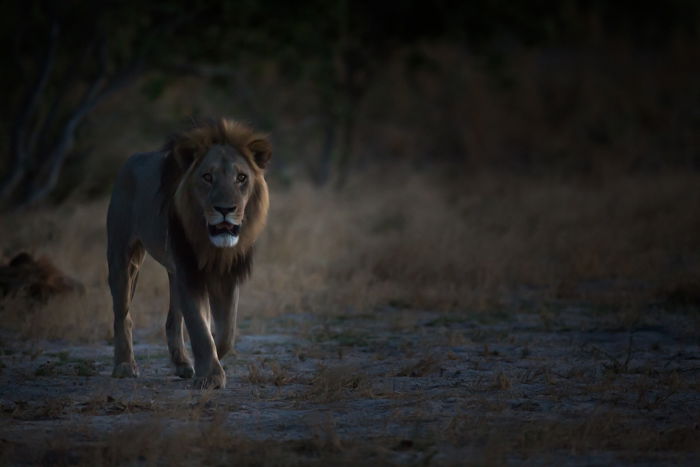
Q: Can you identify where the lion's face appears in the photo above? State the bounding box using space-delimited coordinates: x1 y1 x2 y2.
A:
167 120 271 271
190 144 256 248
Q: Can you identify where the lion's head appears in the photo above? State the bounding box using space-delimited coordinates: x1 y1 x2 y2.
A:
161 118 271 274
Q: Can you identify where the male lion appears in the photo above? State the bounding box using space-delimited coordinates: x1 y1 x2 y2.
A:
107 118 271 389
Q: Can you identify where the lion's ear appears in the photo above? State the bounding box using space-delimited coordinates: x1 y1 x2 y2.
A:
174 142 198 171
248 137 272 170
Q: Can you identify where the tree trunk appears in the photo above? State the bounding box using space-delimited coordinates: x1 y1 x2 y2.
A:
0 22 59 201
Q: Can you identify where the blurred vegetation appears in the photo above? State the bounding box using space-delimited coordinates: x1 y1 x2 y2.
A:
1 0 699 205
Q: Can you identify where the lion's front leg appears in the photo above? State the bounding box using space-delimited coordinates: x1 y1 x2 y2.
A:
173 274 226 389
209 279 239 359
166 273 194 379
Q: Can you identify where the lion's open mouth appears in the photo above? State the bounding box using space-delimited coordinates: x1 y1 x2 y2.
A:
207 222 240 248
208 222 240 237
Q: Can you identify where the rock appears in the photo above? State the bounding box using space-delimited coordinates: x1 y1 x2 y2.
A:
0 252 84 302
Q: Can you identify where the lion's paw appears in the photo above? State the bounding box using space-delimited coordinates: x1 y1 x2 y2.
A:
175 364 195 379
112 361 139 378
193 372 226 390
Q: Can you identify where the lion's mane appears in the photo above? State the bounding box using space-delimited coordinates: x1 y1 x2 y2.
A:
160 118 270 276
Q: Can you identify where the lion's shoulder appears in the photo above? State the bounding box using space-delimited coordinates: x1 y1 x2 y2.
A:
123 151 167 175
112 151 165 189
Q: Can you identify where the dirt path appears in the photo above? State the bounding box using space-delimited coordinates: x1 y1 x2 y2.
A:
1 305 699 465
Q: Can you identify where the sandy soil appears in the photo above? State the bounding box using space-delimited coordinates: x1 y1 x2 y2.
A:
1 303 699 465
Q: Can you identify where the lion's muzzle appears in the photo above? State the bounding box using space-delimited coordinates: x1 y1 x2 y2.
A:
207 220 241 248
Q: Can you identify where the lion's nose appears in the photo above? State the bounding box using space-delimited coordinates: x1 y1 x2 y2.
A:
214 206 236 216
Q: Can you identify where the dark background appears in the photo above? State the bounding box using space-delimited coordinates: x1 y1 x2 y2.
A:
2 0 699 205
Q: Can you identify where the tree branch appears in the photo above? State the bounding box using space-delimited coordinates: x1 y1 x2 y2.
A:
28 40 97 158
21 42 143 206
8 9 187 207
21 40 110 205
0 21 59 200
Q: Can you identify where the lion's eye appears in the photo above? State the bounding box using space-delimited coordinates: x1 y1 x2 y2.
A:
202 173 213 183
237 173 247 183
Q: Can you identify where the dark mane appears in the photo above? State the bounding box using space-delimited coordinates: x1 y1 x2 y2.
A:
157 117 270 276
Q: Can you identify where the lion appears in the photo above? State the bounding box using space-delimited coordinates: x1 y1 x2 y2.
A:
106 118 271 389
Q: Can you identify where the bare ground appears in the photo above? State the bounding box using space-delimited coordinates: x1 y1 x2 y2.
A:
1 300 698 465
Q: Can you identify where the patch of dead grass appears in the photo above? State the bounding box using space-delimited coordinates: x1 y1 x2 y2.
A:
493 372 512 390
9 398 69 421
1 418 398 466
395 356 441 377
246 359 294 387
302 364 372 402
443 411 700 460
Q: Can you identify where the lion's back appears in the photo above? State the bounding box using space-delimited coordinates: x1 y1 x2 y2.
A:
107 151 170 266
113 151 165 193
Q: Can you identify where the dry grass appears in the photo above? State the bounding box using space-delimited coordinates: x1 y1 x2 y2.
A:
443 412 700 462
0 419 396 466
3 407 697 466
248 170 700 318
1 169 699 342
246 359 293 386
303 364 372 402
396 356 441 377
